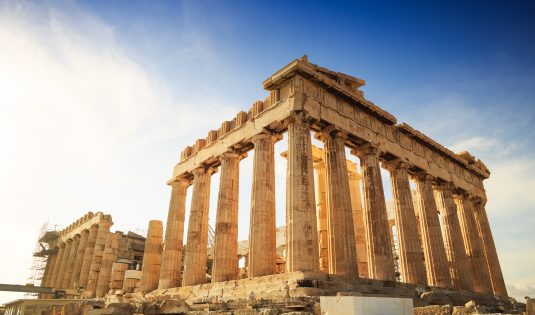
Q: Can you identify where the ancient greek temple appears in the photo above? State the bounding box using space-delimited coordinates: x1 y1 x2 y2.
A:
159 56 507 299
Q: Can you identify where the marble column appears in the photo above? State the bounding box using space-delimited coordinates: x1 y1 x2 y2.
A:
56 238 73 288
70 229 89 289
248 132 277 277
212 151 241 282
352 145 394 281
413 173 451 287
86 219 112 297
43 252 58 288
434 183 473 291
455 193 492 294
348 168 369 278
78 224 98 289
140 220 163 292
96 232 119 297
50 242 66 289
322 128 356 275
183 167 213 286
383 160 426 285
286 113 319 272
63 234 80 289
159 178 190 289
472 198 508 297
110 262 128 290
314 161 329 272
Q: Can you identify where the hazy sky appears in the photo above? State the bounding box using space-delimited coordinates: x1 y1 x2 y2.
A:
1 0 534 304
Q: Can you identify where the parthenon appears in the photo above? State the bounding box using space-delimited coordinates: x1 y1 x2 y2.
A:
157 56 507 299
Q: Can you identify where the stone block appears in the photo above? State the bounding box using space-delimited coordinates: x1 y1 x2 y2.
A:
320 296 413 315
414 305 453 315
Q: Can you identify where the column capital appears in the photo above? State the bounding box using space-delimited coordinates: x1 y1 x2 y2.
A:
169 177 192 188
317 124 348 142
382 158 410 172
192 166 216 177
410 171 435 182
350 142 381 159
218 149 247 162
251 129 282 144
286 110 313 125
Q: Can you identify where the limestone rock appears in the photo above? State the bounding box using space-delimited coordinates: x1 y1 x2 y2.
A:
414 305 453 315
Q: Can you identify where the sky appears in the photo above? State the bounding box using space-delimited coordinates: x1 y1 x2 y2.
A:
0 0 534 304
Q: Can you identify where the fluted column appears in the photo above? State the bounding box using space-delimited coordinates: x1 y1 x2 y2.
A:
50 242 66 289
43 252 58 288
434 183 473 291
71 229 89 289
159 178 190 289
248 132 277 277
78 224 98 289
472 197 507 297
314 161 329 272
413 173 451 287
62 234 80 289
321 128 356 275
348 168 368 278
287 113 319 272
383 160 426 285
352 145 394 281
86 219 113 297
455 193 492 293
212 151 241 282
183 167 213 286
56 238 73 288
96 232 119 297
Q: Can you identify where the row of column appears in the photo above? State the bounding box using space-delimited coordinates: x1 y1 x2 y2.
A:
159 111 507 299
41 218 115 298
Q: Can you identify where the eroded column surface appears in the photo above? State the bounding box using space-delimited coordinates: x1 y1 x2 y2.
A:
183 168 212 286
212 151 241 282
71 229 89 289
287 114 319 273
56 238 73 288
86 219 113 297
63 234 80 289
96 232 119 297
248 132 277 277
159 178 190 289
140 220 163 292
78 224 98 289
353 145 394 281
472 198 508 297
384 160 426 285
42 252 58 288
110 262 128 290
50 242 66 289
434 183 473 291
413 173 451 288
455 193 492 294
348 169 368 278
314 162 329 272
322 128 356 275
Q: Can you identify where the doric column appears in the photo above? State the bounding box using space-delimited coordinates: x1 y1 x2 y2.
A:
63 234 80 289
78 224 98 289
50 242 66 288
413 173 451 287
321 127 356 275
56 238 73 288
96 232 119 297
286 113 319 272
352 144 395 281
383 160 426 285
313 161 329 272
86 218 113 297
110 262 128 291
455 193 492 294
348 168 369 278
434 183 473 291
140 220 163 292
472 197 508 297
183 167 213 286
42 251 58 288
212 151 242 282
159 178 190 289
71 229 89 289
248 132 277 277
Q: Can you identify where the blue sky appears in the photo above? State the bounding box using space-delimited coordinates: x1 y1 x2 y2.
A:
0 0 534 304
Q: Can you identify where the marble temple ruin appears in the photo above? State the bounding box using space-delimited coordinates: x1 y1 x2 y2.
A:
23 57 513 314
160 56 507 298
